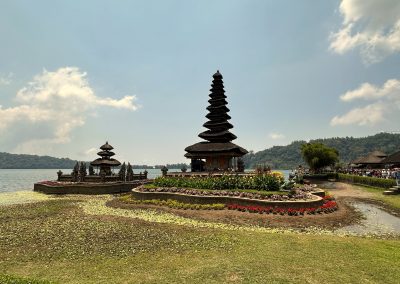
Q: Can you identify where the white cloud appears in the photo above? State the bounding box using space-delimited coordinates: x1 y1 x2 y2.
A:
331 78 400 126
269 133 285 140
331 103 385 126
0 67 139 153
340 79 400 101
330 0 400 64
85 147 98 156
0 72 13 85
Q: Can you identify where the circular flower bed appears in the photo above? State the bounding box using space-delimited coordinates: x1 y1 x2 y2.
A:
137 185 317 201
119 194 338 216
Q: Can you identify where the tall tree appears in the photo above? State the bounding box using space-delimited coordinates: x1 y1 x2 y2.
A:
126 163 134 181
118 162 126 181
79 162 87 182
301 143 339 172
72 162 79 182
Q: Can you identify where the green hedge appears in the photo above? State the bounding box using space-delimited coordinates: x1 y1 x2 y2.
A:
154 174 282 191
337 173 396 189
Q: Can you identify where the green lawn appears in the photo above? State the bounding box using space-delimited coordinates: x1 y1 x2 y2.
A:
0 197 399 283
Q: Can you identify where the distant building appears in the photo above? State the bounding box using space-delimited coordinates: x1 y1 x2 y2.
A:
185 71 248 172
351 150 387 169
382 150 400 168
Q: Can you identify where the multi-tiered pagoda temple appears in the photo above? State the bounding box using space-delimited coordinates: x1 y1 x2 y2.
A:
185 71 248 172
90 142 121 175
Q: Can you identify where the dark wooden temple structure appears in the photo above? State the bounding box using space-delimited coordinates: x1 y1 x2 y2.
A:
90 142 121 175
382 150 400 168
185 71 248 172
56 141 147 183
351 150 387 169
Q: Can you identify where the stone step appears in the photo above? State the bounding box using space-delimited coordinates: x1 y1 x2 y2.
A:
383 190 400 195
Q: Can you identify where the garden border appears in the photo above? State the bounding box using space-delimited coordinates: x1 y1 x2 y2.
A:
131 187 325 209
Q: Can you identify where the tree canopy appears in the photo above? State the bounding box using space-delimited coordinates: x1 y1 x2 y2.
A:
301 143 339 171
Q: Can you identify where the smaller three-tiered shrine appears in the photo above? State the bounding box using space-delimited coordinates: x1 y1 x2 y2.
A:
90 142 121 175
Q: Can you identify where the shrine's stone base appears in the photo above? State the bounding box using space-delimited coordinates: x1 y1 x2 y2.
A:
34 181 145 195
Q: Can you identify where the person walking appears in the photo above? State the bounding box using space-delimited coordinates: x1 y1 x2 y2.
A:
395 168 400 187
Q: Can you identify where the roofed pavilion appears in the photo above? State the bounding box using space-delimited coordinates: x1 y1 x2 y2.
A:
90 142 121 175
351 150 387 168
185 71 248 172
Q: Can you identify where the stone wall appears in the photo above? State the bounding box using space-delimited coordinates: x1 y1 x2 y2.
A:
34 182 142 195
131 189 324 209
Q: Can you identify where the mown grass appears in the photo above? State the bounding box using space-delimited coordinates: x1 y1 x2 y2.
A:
0 197 399 283
0 273 52 284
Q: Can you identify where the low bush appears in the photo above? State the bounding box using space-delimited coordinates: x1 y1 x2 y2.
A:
338 173 396 189
154 174 283 191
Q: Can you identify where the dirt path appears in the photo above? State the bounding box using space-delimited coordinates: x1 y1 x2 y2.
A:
323 181 400 217
324 182 375 198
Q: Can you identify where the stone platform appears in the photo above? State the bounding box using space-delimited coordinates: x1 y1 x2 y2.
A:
383 185 400 195
34 181 145 195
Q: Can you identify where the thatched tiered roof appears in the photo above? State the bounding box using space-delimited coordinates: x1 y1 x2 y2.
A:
90 142 121 168
382 150 400 164
185 142 248 158
185 71 247 158
352 150 387 164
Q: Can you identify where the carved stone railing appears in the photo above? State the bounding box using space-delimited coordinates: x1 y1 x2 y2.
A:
57 172 147 183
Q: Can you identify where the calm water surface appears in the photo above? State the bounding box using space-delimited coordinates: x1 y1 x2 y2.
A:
0 168 170 193
0 169 291 193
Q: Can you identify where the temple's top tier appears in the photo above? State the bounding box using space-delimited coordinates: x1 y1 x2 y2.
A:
213 70 222 78
100 141 114 151
198 71 237 143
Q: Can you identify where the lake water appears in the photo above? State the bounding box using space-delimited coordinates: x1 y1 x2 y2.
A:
0 169 291 193
0 168 172 193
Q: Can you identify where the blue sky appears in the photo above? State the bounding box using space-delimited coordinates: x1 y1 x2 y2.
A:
1 0 400 165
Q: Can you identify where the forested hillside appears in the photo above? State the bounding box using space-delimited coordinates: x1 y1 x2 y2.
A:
0 152 78 169
242 132 400 169
0 152 189 169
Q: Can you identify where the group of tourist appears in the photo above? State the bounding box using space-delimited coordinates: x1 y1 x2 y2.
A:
340 168 400 184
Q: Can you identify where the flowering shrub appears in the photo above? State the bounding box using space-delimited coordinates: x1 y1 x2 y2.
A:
227 199 338 216
154 174 283 191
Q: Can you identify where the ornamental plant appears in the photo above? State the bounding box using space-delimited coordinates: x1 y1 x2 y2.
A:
227 200 338 216
154 174 283 191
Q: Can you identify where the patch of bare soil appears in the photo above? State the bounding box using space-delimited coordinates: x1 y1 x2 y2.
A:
324 182 400 217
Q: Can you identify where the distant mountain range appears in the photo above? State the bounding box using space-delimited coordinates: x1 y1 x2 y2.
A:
0 152 188 169
242 132 400 170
